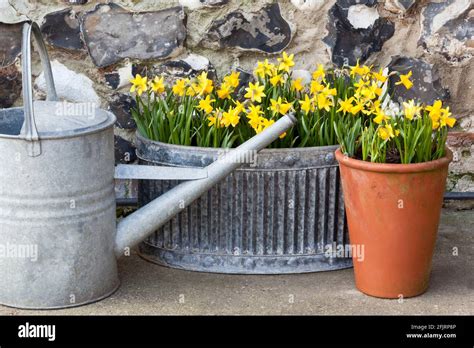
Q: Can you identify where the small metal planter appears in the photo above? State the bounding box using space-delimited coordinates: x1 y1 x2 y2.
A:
137 134 352 274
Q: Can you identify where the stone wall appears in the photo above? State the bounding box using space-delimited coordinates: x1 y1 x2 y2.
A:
0 0 473 195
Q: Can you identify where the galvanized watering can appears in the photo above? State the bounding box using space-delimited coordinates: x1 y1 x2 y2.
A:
0 22 296 309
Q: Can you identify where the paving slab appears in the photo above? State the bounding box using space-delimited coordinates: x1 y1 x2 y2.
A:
1 208 472 315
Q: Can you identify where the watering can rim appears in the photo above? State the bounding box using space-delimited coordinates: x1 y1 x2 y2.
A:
0 102 117 141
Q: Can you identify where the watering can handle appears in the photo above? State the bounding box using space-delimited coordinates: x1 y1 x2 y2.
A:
21 21 58 157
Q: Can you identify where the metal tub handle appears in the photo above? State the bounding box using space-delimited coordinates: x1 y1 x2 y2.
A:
21 21 58 157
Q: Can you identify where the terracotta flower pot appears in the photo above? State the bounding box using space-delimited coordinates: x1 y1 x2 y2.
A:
335 148 452 298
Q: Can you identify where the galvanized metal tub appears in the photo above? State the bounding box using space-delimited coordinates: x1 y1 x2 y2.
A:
137 134 352 274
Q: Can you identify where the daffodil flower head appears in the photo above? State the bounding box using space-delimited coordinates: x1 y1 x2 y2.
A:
196 72 214 95
377 124 398 141
373 108 391 124
337 97 354 115
244 81 266 103
222 106 240 127
402 100 422 120
198 95 215 114
316 93 333 112
254 59 274 79
270 73 283 86
312 64 325 81
277 51 295 73
270 97 293 115
149 76 165 94
130 74 148 96
217 83 232 99
172 78 187 96
439 106 456 128
223 71 240 88
291 78 304 92
299 94 315 114
395 71 413 90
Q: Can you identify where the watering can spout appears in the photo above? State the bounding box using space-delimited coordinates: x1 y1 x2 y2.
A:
114 114 297 258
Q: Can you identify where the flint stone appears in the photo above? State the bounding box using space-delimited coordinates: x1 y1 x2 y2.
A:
0 1 28 23
388 56 449 105
324 1 395 66
41 8 85 51
104 62 133 90
109 93 137 130
63 0 88 4
202 3 292 54
384 0 416 14
36 60 100 104
420 0 473 61
81 3 186 67
115 135 137 164
133 54 217 81
290 0 325 11
179 0 229 10
0 23 22 67
0 64 21 108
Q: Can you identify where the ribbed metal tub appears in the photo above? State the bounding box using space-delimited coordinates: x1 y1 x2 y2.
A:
137 134 352 274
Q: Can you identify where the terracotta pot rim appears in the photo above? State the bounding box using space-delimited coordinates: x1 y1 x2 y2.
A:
335 147 453 173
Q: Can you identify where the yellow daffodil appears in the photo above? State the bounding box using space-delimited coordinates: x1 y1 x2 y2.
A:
312 64 325 81
130 74 148 96
310 80 324 95
370 82 382 97
247 106 264 131
254 59 274 78
350 61 371 77
270 97 293 115
402 100 422 120
263 118 274 127
222 106 240 127
196 72 214 95
372 68 387 83
337 97 354 114
354 78 369 90
299 94 315 114
425 100 443 119
270 73 283 86
378 124 398 141
207 110 221 127
223 71 240 88
252 116 268 134
396 71 413 90
316 93 333 112
322 86 337 97
426 100 443 129
186 82 198 96
292 78 304 92
198 95 215 114
149 76 165 94
217 83 232 99
439 107 456 128
244 82 266 103
350 99 365 115
234 100 245 114
277 51 295 72
373 108 390 124
247 104 263 120
172 79 187 96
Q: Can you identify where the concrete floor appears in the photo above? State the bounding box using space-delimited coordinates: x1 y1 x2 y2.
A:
1 208 473 315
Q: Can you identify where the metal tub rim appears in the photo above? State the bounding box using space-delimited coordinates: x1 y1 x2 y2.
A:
136 131 340 155
136 131 340 171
